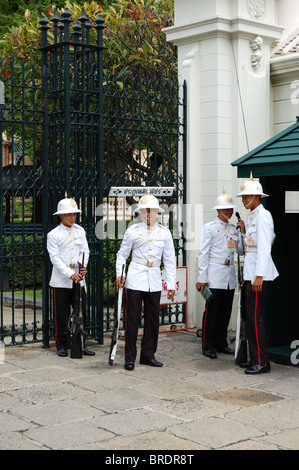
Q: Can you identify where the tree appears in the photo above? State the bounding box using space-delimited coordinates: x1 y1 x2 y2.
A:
0 1 178 220
0 0 66 40
0 0 176 78
100 0 176 77
0 0 177 163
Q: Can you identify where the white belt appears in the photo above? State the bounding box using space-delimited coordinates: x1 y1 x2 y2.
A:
132 257 160 268
209 257 232 266
245 246 257 253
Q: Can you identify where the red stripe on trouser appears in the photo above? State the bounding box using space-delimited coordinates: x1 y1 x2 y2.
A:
254 292 261 365
124 289 128 359
202 303 208 350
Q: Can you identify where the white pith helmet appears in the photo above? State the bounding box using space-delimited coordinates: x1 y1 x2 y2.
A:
135 191 164 213
53 194 82 215
212 189 237 210
237 172 269 198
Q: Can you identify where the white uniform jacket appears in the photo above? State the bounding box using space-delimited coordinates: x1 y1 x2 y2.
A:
116 222 176 292
243 204 278 283
197 217 243 290
47 223 90 289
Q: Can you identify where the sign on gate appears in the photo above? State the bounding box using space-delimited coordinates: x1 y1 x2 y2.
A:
109 187 175 197
160 266 187 306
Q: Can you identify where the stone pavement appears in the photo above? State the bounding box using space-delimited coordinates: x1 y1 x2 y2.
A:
1 329 299 451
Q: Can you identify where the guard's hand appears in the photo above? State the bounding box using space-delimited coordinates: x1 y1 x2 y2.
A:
167 290 175 301
80 267 87 276
252 276 263 293
116 275 125 291
196 282 208 294
71 273 83 282
236 220 246 234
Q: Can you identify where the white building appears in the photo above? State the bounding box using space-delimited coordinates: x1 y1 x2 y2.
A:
164 0 299 328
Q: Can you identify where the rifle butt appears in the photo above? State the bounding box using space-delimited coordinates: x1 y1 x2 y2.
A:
70 331 83 359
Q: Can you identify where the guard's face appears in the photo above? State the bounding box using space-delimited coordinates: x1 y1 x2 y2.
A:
59 213 77 227
218 208 233 221
242 195 259 210
139 208 158 226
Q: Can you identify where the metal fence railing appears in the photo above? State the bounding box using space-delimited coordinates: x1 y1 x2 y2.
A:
0 8 186 347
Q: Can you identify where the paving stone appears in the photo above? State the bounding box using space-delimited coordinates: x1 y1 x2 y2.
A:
12 399 105 426
223 439 281 450
87 408 183 437
204 388 284 407
24 422 115 450
1 331 299 450
169 417 265 449
0 409 37 433
148 395 238 421
81 388 162 413
0 376 29 393
96 430 209 450
7 366 83 385
5 381 94 405
224 397 299 433
134 377 212 399
0 432 48 450
260 428 299 450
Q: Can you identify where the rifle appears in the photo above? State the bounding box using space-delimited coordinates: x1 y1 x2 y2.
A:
234 212 247 365
69 252 88 359
109 264 125 366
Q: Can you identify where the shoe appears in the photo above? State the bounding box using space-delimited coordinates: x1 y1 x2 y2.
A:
124 361 134 371
140 358 163 367
83 348 95 356
217 346 234 355
57 349 68 357
245 363 270 375
202 349 217 359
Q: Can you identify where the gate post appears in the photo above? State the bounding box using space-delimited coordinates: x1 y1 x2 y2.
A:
94 14 105 345
60 9 72 196
39 8 106 346
39 14 51 347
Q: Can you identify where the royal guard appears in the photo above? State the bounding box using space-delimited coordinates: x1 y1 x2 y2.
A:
236 173 278 374
116 193 176 371
196 189 244 359
47 195 95 358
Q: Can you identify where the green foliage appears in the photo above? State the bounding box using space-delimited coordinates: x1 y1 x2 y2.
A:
0 0 177 176
0 0 65 41
100 0 176 77
0 0 176 78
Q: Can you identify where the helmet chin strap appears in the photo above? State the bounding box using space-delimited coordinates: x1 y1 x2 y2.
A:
141 210 158 225
245 195 255 209
60 214 74 228
219 210 231 221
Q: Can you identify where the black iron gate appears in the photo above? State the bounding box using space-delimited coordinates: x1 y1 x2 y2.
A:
0 8 186 347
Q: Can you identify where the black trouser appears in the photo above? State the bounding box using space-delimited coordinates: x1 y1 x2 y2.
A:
125 289 161 362
202 288 234 351
53 284 86 350
244 280 269 365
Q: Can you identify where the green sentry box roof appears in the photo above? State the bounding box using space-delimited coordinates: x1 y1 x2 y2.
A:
232 117 299 177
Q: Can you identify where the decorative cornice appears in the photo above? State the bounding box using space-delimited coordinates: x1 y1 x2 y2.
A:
270 54 299 80
164 15 283 46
